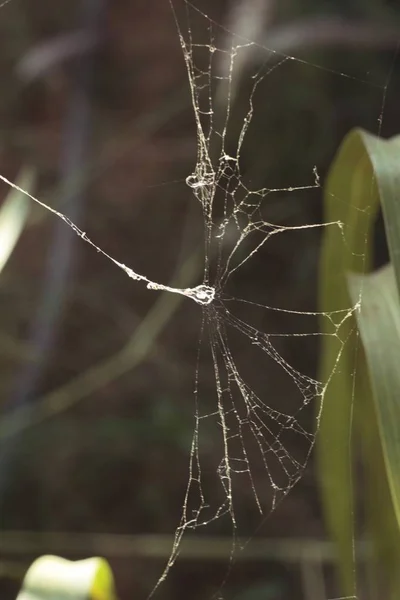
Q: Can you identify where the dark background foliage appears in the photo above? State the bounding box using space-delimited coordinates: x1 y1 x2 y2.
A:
0 1 399 599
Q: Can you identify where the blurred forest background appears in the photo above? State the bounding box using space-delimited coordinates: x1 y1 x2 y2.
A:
0 0 400 599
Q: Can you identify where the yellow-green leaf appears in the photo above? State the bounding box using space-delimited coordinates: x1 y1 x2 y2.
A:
319 127 400 597
318 128 382 596
17 555 118 600
348 265 400 594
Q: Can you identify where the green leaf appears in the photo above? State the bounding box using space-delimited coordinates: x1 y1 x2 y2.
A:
318 128 381 596
358 134 400 295
17 555 118 600
348 265 400 592
318 127 400 597
349 265 400 516
0 166 34 275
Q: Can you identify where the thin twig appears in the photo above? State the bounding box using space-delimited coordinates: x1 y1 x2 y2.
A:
17 30 99 83
259 17 400 55
0 531 372 563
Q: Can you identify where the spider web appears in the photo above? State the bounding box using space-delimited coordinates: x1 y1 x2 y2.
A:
0 0 394 598
151 2 360 594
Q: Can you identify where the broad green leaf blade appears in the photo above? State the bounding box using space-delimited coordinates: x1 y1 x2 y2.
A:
0 166 34 274
319 127 400 597
17 555 117 600
318 128 380 595
349 265 400 597
359 133 400 295
349 265 400 522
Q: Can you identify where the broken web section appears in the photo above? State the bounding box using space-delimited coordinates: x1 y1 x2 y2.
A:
155 1 371 594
